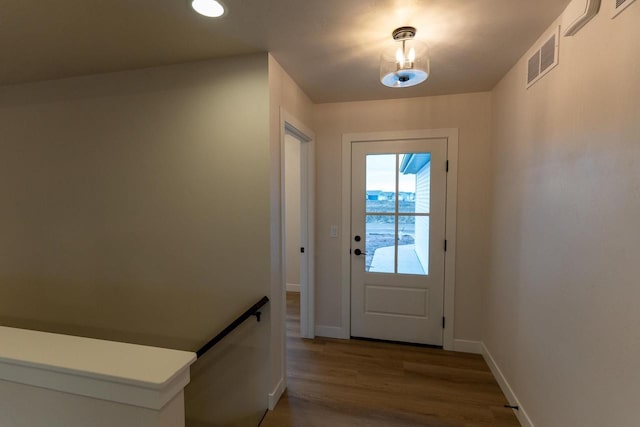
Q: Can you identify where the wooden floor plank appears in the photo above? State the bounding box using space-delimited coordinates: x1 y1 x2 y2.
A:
260 293 519 427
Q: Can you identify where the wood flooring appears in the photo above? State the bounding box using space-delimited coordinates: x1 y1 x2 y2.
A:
260 293 519 427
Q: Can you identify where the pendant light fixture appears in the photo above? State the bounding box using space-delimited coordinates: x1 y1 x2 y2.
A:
380 27 430 88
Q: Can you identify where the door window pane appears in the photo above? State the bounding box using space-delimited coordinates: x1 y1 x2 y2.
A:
364 152 431 276
399 153 430 214
398 215 429 275
366 154 396 213
365 215 395 273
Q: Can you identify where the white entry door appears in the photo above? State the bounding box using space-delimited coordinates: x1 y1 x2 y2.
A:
350 138 447 345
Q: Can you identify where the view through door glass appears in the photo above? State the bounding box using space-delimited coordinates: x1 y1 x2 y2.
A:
365 153 431 275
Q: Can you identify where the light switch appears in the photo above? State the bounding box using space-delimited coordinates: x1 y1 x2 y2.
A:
330 225 338 238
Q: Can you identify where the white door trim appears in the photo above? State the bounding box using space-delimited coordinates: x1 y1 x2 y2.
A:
341 129 458 350
280 108 315 342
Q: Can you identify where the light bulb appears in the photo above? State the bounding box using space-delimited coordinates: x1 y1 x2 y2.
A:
395 47 404 65
191 0 225 17
408 48 416 63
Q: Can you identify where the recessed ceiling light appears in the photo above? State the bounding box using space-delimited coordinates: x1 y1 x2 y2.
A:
191 0 225 18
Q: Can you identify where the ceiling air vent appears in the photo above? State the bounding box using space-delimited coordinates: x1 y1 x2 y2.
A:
612 0 636 17
526 26 560 89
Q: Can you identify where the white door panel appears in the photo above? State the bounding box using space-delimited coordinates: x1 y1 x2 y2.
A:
350 138 447 345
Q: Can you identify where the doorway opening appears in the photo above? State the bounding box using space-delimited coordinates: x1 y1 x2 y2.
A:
283 132 304 341
281 111 315 344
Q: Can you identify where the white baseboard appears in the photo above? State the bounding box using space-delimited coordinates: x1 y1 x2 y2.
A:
268 377 285 411
481 342 533 427
453 339 482 354
314 325 349 339
285 283 301 293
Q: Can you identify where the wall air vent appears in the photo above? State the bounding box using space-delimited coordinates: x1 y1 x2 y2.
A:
562 0 601 36
612 0 636 17
526 26 560 89
527 51 541 85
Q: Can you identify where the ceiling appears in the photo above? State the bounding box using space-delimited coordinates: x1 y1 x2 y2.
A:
0 0 570 103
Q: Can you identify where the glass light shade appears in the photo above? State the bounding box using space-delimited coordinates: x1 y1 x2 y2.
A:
191 0 225 17
380 38 430 88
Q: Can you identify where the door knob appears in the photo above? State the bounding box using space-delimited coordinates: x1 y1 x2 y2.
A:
354 248 367 256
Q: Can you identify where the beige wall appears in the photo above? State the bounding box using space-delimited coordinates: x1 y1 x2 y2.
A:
313 93 493 341
0 51 318 417
0 54 270 350
267 55 314 398
485 4 640 426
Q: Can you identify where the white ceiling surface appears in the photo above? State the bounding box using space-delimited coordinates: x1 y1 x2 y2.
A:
0 0 570 103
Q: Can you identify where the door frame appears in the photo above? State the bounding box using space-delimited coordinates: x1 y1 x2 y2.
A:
280 108 315 340
341 129 458 350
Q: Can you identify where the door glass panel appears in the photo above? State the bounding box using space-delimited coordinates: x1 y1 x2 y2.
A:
366 215 395 273
398 215 429 275
366 154 396 213
363 152 433 276
399 153 430 214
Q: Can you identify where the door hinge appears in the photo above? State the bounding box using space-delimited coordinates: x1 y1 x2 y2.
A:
446 160 449 172
442 317 446 329
444 240 448 252
300 247 305 253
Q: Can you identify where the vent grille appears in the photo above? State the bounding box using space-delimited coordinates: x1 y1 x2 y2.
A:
613 0 636 17
527 52 540 84
526 27 560 89
540 34 556 71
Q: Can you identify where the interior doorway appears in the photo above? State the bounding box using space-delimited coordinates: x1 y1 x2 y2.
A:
281 111 315 341
284 133 305 342
284 134 302 295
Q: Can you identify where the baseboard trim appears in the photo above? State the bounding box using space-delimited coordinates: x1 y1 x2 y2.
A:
285 283 301 293
452 339 482 354
314 325 349 339
268 377 285 411
481 342 534 427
